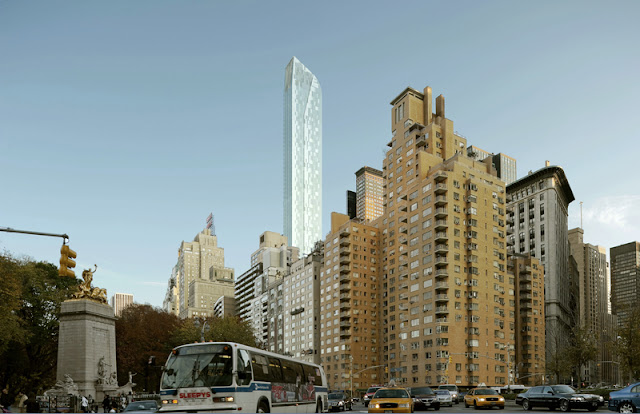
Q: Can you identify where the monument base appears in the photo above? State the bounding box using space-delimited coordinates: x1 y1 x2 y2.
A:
57 299 117 401
95 384 120 404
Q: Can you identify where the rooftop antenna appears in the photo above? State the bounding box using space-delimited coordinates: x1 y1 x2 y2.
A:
580 201 583 229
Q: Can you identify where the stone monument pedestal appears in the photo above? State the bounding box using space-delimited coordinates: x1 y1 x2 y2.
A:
58 299 117 401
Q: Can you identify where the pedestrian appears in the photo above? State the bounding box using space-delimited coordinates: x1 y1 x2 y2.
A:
88 395 95 413
0 388 12 413
81 395 88 413
15 392 27 414
102 395 110 413
24 395 39 414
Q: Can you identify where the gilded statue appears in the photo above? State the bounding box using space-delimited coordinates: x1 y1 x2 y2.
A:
71 265 107 303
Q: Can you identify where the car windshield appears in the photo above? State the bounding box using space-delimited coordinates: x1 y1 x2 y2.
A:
374 389 409 399
410 387 434 396
124 401 157 411
551 385 576 394
328 393 345 400
367 387 381 394
474 389 498 395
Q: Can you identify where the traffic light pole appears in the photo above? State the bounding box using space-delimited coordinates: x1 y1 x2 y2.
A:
0 227 69 241
1 227 77 277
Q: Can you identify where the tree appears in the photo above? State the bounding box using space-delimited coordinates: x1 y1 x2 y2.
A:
170 316 257 348
115 304 182 392
545 321 573 384
0 253 26 354
566 325 598 384
0 253 78 393
615 304 640 383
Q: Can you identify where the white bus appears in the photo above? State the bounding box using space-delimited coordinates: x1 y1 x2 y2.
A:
158 342 328 413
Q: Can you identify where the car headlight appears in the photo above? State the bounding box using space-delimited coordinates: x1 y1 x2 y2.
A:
599 396 604 402
571 397 585 402
338 401 343 406
374 403 381 409
399 403 409 408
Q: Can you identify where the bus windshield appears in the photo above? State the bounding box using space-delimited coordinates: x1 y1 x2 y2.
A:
161 344 233 389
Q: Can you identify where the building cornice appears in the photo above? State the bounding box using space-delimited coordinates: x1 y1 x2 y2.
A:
390 87 423 106
507 165 575 205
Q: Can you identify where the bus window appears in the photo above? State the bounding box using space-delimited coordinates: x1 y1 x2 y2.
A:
302 363 321 385
281 359 300 384
267 357 283 382
236 349 252 386
251 353 271 382
195 352 232 387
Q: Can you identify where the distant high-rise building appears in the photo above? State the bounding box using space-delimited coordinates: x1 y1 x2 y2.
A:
111 293 133 317
355 166 384 222
212 295 236 318
507 162 576 380
346 190 357 219
467 145 517 185
283 244 323 364
174 223 235 319
610 241 640 326
568 228 617 384
163 265 179 316
235 231 299 346
284 57 322 254
569 228 608 331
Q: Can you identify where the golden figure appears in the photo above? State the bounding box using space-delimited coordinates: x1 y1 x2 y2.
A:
72 265 107 303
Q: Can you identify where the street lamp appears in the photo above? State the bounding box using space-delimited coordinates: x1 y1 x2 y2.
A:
349 356 353 402
193 317 210 342
506 343 513 393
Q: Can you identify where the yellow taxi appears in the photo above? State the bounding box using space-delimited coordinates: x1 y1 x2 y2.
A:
368 387 414 413
464 387 505 409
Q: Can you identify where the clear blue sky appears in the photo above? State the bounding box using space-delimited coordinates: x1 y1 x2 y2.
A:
2 1 639 307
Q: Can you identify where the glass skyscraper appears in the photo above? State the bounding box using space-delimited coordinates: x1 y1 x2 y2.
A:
283 57 322 254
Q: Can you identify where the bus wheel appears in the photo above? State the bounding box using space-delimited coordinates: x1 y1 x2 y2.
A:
257 401 270 413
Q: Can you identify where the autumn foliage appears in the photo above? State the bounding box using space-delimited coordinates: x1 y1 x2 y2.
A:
0 253 78 396
115 305 257 392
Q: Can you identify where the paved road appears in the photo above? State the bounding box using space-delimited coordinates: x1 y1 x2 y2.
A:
345 399 610 413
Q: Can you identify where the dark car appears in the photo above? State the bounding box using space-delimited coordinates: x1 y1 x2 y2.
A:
608 382 640 413
515 385 604 412
409 386 440 410
328 392 352 411
364 387 382 407
123 400 159 412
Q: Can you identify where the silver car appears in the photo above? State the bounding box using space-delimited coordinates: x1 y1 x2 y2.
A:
437 384 461 403
434 390 453 407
